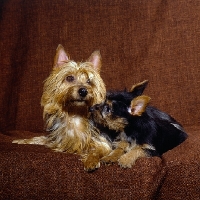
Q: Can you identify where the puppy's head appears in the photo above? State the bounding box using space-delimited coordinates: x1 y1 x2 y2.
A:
107 80 149 106
90 99 129 132
90 80 151 132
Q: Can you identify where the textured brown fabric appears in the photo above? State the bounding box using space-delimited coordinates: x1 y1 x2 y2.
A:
0 0 200 199
0 132 163 199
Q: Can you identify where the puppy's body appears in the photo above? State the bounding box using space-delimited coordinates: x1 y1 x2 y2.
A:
124 105 187 156
13 45 111 171
90 82 188 168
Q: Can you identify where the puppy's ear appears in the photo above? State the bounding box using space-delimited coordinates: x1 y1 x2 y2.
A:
130 80 149 96
87 50 102 73
53 44 70 68
129 95 151 116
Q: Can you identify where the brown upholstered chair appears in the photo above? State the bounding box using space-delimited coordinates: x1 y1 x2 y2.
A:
0 1 199 199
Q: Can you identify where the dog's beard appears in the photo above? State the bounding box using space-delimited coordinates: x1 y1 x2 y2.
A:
68 99 89 106
61 96 94 117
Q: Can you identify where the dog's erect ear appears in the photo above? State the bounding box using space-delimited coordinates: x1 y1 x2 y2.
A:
87 50 102 73
129 95 151 116
53 44 70 68
130 80 149 96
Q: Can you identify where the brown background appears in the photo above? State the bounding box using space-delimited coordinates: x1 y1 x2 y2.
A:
0 0 200 199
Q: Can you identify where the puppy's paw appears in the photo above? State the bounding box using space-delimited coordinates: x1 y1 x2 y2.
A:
118 154 136 168
101 154 119 164
101 148 125 164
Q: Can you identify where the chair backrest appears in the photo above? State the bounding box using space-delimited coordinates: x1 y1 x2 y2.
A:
0 0 199 132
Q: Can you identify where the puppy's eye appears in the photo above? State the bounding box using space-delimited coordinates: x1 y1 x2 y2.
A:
66 75 74 82
104 105 111 113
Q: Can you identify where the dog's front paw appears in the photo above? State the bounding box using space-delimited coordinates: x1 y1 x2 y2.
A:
12 139 28 144
12 136 47 145
83 153 101 172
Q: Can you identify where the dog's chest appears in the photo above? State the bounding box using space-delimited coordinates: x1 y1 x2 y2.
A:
67 116 89 138
71 116 82 127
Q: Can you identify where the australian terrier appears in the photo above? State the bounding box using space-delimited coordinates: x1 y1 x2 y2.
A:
90 81 188 168
13 44 112 171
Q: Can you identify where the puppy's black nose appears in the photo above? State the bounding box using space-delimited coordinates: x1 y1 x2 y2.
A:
89 106 94 112
78 88 88 97
95 104 100 110
89 104 100 112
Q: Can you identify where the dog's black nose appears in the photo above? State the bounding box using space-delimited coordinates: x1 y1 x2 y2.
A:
78 88 88 97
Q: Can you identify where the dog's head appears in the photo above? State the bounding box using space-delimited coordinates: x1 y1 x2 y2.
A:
41 44 106 116
90 81 150 132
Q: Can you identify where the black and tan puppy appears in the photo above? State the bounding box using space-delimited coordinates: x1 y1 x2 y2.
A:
90 81 188 168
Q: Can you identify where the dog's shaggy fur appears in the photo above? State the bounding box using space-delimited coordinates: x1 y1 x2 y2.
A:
13 44 112 171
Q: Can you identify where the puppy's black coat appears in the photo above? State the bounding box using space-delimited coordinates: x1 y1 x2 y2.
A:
114 101 187 156
90 81 188 157
107 80 148 106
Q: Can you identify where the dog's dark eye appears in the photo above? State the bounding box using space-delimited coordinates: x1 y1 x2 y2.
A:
66 75 74 82
87 79 91 84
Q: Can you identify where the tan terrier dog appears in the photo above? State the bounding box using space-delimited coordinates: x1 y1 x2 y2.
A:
13 44 112 171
